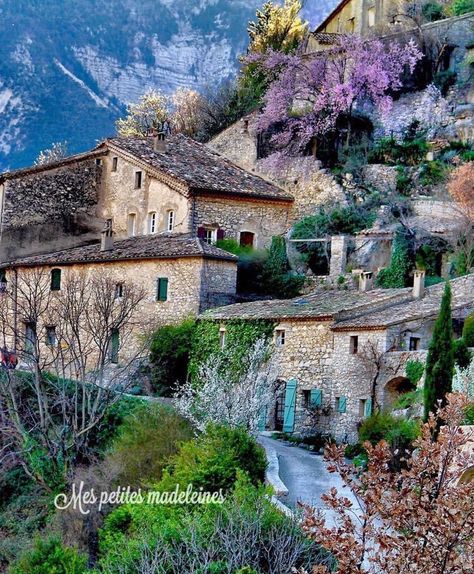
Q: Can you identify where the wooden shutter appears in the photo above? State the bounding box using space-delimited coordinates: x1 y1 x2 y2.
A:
364 398 372 417
310 389 322 407
283 379 297 432
216 228 225 240
157 278 168 301
338 396 347 413
110 328 119 364
197 227 206 239
51 269 61 291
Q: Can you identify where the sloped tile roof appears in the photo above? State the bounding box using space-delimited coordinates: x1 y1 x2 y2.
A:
102 135 293 201
2 234 238 268
333 275 474 330
203 288 410 321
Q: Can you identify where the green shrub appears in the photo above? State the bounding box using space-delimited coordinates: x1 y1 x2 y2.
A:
262 236 305 298
149 318 197 395
433 70 457 96
376 231 413 288
406 360 425 385
393 389 423 410
10 536 87 574
215 238 254 256
163 425 267 493
453 338 472 368
359 412 420 450
344 443 366 459
395 165 412 195
236 248 269 293
419 160 448 186
463 403 474 424
97 474 329 574
107 402 194 488
422 1 445 21
462 313 474 346
450 0 474 16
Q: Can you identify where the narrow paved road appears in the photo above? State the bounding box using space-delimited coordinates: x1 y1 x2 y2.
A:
259 435 359 515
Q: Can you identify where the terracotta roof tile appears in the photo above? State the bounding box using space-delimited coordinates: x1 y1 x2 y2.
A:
102 135 293 201
2 234 238 268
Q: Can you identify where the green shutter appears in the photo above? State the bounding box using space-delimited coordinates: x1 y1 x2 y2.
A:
110 329 120 364
51 269 61 291
283 379 297 433
157 278 168 301
310 389 322 407
364 398 372 417
258 406 268 432
338 396 347 413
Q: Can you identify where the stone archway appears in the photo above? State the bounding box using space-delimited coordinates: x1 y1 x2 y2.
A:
384 376 416 409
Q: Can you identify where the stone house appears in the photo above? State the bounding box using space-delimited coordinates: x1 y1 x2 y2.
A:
204 272 474 443
0 133 293 260
0 231 237 368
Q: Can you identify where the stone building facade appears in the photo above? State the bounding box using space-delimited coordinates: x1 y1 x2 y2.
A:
1 233 237 368
0 133 294 260
205 273 474 442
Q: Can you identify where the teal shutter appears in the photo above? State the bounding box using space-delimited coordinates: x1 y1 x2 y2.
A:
157 278 168 301
338 396 347 413
310 389 322 407
283 379 297 432
258 406 268 432
51 269 61 291
364 398 372 417
110 328 120 364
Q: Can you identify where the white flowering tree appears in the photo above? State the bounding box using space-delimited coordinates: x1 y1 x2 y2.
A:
175 338 277 434
453 359 474 399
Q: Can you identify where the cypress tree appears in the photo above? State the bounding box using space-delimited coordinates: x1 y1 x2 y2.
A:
423 281 455 421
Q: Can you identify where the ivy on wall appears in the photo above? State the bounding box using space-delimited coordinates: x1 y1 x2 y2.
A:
188 319 275 384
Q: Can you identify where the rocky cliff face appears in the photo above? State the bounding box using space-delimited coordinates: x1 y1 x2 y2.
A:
0 0 337 171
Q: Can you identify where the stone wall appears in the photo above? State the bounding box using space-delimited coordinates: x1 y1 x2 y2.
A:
7 255 237 368
192 196 292 249
98 152 191 238
361 164 397 193
0 159 102 261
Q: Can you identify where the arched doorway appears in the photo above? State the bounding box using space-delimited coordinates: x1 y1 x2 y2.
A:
240 231 255 248
384 376 416 409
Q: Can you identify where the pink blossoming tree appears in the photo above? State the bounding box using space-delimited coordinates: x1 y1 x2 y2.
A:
249 35 423 152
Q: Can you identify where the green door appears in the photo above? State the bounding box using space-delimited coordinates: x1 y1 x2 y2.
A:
283 379 297 433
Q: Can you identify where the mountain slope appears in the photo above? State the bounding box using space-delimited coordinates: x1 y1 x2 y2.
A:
0 0 337 170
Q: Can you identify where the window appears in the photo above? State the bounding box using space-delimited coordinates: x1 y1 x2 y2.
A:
127 213 136 237
24 322 37 354
149 212 157 234
95 158 102 166
114 283 124 299
156 277 169 302
109 328 120 364
167 210 175 232
359 398 372 417
409 336 420 351
50 268 61 291
367 6 375 27
275 329 286 347
204 228 217 244
46 326 57 347
304 389 322 409
219 327 226 350
111 157 118 172
303 389 311 409
240 231 255 248
336 396 347 413
0 269 7 293
347 17 355 33
134 171 143 189
349 335 359 354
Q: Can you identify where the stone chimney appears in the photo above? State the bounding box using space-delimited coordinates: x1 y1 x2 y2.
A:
153 132 167 153
413 269 426 299
101 219 114 251
359 271 374 292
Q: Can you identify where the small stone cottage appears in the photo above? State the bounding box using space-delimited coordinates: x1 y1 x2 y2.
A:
0 134 293 260
204 272 474 442
0 231 237 367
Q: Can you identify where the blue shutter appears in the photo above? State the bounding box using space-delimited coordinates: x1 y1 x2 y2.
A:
258 406 268 432
310 389 322 407
338 396 347 413
283 379 297 433
364 398 372 417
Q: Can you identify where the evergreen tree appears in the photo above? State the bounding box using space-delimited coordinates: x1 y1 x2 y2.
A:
423 281 455 421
